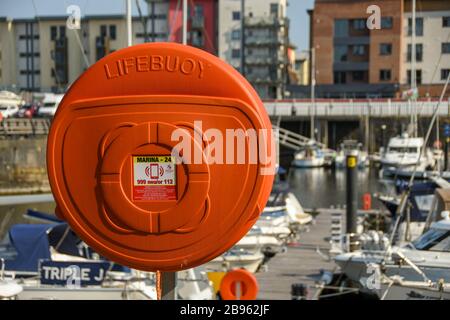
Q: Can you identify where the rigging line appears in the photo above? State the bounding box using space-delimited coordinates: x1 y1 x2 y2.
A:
388 65 450 249
135 0 149 42
63 0 90 68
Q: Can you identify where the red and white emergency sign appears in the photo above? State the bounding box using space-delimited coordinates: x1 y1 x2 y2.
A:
132 156 177 201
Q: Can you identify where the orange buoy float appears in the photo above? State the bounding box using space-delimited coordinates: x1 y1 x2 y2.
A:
47 43 275 272
220 269 259 300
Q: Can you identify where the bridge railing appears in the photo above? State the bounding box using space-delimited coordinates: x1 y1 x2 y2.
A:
0 118 51 137
264 99 450 118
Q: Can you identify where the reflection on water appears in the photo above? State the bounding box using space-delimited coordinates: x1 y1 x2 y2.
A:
288 167 396 209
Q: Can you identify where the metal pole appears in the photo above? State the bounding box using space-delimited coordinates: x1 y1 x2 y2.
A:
346 150 358 234
182 0 188 45
241 0 246 76
159 271 177 300
411 0 417 137
310 47 316 140
126 0 132 47
445 137 449 171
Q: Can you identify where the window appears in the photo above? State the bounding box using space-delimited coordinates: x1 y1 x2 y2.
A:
381 17 393 29
442 69 450 80
407 69 422 85
407 44 423 62
50 26 57 41
334 45 348 62
232 11 240 21
231 49 241 59
59 26 65 38
379 43 392 55
270 3 279 17
442 43 450 54
231 30 241 40
443 16 450 27
352 19 366 30
379 69 391 81
100 25 107 37
352 45 365 56
334 19 349 37
109 25 116 40
408 17 423 36
334 71 346 84
352 71 365 81
194 4 203 17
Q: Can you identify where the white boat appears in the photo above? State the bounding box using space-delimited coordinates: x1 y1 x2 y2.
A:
292 143 325 168
334 212 450 299
204 249 264 273
0 221 213 300
236 226 283 257
380 133 435 174
335 141 369 169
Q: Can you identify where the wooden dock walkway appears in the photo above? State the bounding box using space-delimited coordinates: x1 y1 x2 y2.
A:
256 209 337 300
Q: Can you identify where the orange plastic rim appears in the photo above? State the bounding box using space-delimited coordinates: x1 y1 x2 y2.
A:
47 43 274 271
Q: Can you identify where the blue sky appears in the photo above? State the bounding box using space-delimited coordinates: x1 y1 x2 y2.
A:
0 0 314 51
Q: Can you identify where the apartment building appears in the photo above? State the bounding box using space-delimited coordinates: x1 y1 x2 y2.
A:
218 0 289 99
289 0 450 99
0 0 290 98
402 1 450 97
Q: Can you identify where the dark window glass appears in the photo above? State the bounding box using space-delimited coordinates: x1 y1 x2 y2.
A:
194 4 203 17
407 44 423 62
334 19 349 37
50 26 57 41
334 45 348 62
408 17 424 36
442 43 450 54
231 30 241 40
232 11 240 21
407 69 422 85
232 49 240 58
352 71 365 81
380 43 392 55
442 69 450 80
109 25 116 40
381 17 393 29
100 25 107 37
352 45 366 56
334 71 346 84
352 19 366 30
270 3 279 16
443 17 450 27
59 26 65 38
380 69 391 81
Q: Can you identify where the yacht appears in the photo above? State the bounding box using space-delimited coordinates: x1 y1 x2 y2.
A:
204 249 264 273
334 212 450 300
235 226 284 257
334 141 369 169
0 219 213 300
292 142 326 168
380 134 435 174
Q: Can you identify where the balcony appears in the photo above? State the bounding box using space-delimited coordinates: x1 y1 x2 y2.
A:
245 55 287 66
244 16 288 28
245 74 284 84
245 35 285 47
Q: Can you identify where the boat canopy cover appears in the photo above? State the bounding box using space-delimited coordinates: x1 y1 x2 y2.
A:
4 223 56 272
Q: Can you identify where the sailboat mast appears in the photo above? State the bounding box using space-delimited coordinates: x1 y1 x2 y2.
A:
126 0 132 47
310 47 316 140
182 0 188 45
411 0 417 136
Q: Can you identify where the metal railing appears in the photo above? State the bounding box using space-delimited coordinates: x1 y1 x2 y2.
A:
0 118 51 136
264 99 450 118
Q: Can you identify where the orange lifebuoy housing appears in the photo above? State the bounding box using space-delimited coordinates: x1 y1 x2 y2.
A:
47 43 275 272
220 269 259 300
